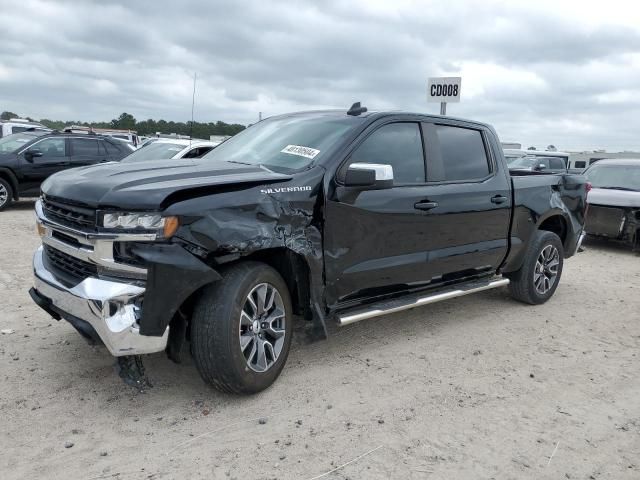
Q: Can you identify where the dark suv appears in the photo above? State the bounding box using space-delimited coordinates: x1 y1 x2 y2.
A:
0 130 132 210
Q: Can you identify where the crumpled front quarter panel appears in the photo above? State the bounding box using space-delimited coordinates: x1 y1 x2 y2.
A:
164 167 327 321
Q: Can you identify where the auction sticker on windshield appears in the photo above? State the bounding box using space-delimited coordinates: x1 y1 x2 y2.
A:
281 145 320 159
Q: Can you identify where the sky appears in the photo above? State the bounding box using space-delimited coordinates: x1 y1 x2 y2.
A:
2 0 640 151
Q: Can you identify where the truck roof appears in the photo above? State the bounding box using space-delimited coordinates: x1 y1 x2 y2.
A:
269 108 493 130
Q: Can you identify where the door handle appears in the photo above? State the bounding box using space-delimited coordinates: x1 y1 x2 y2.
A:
491 195 507 204
414 201 439 211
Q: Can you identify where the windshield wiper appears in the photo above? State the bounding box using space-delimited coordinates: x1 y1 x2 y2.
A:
597 186 639 192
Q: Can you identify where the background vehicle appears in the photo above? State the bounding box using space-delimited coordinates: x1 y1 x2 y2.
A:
504 148 571 170
0 131 131 210
508 155 568 174
29 107 588 394
0 118 50 138
65 126 140 148
121 138 221 162
583 159 640 251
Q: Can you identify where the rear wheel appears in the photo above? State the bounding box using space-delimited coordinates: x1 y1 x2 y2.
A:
507 230 564 305
0 178 13 211
190 261 293 394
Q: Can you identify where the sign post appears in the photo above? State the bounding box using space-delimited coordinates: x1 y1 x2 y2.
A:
428 77 461 115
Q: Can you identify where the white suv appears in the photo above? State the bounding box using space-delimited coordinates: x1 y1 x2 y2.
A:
0 118 50 138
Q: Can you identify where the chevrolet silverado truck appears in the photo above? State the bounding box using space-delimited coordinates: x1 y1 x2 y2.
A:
29 104 588 393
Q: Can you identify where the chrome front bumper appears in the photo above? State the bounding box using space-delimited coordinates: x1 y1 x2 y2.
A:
32 246 168 356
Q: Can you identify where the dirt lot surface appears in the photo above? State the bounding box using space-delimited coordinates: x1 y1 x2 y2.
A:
1 199 639 480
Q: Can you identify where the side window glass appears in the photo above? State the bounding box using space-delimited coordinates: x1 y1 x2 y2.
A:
433 125 490 181
550 158 564 170
104 141 121 155
349 123 425 184
71 138 99 156
32 138 66 157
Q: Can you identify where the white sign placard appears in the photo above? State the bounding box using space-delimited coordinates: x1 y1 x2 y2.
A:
427 77 461 103
281 144 320 159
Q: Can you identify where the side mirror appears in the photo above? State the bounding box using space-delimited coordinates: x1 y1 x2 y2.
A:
24 149 43 162
535 163 547 171
344 163 393 189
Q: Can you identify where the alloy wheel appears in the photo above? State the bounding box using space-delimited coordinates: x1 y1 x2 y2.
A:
0 184 7 207
238 283 286 373
534 245 560 295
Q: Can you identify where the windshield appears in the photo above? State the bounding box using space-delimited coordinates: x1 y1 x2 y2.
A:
121 142 185 162
0 132 44 153
201 114 358 172
585 164 640 191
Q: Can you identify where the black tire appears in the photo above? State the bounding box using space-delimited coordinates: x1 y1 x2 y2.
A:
507 230 564 305
190 261 293 394
0 178 13 211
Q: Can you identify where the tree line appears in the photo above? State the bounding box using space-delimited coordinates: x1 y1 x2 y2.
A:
1 111 246 138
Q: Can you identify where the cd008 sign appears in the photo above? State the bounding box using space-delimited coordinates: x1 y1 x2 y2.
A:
427 77 461 103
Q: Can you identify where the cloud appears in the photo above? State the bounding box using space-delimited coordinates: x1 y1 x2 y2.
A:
1 0 640 150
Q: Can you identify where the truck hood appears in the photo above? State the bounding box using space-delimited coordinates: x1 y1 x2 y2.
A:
588 187 640 208
41 159 293 210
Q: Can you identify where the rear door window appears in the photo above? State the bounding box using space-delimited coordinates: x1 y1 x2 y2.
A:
550 158 565 170
71 138 99 156
104 141 122 156
429 125 491 182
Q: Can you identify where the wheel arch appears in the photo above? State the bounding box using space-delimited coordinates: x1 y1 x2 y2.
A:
537 213 568 246
244 247 313 321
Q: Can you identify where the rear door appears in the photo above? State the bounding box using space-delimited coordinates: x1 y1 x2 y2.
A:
69 137 107 166
416 122 512 278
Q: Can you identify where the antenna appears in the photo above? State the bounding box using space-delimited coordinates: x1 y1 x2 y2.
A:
189 72 197 147
347 102 367 116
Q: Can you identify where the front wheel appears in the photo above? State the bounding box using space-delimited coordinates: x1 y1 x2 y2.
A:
507 230 564 305
190 261 293 394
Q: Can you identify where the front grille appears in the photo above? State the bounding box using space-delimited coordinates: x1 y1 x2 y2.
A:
42 197 96 230
44 245 97 282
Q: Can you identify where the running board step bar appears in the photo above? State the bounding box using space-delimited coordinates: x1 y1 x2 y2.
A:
338 278 510 326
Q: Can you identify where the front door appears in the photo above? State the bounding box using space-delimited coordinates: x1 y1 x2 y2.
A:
324 121 436 305
20 137 70 191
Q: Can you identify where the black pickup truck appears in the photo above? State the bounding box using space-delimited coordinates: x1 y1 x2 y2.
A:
29 105 588 393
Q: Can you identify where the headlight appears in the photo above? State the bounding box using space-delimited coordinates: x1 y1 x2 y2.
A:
101 212 179 238
103 212 165 229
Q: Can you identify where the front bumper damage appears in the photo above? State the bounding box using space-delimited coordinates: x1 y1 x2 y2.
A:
30 199 221 357
30 246 168 356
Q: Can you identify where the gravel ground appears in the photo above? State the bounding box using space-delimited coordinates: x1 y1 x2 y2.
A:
1 199 639 480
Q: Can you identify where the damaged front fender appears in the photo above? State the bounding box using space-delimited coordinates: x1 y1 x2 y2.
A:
163 167 328 336
131 243 221 336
